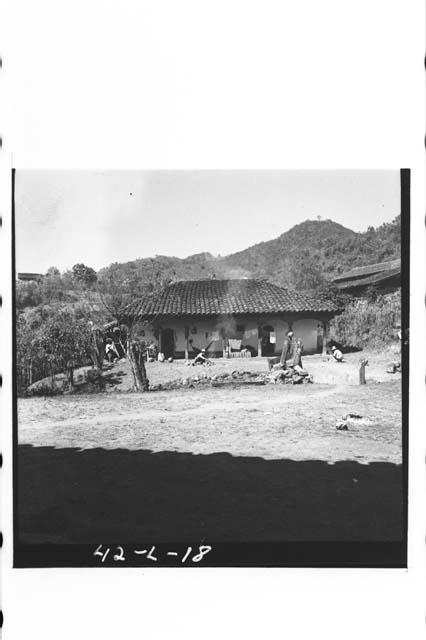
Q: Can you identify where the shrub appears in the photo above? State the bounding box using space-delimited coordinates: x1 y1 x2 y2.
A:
17 305 94 392
329 291 401 349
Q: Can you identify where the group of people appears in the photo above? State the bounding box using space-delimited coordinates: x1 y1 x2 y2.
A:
279 329 344 366
188 329 345 367
105 328 345 366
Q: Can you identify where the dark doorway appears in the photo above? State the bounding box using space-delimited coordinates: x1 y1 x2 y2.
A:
161 328 175 358
261 325 275 356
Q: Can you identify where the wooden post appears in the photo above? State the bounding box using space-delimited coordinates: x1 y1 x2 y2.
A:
359 359 367 385
184 326 189 360
67 360 75 392
158 327 162 354
257 326 262 357
322 320 329 356
50 362 55 391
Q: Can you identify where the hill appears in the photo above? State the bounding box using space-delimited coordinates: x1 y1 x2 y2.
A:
16 216 400 313
97 216 401 292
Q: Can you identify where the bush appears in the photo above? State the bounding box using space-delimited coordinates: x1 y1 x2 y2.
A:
26 379 64 397
17 305 94 391
329 291 401 350
16 281 42 308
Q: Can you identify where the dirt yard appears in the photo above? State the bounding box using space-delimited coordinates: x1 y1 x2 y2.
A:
19 379 401 463
97 347 402 391
17 350 403 545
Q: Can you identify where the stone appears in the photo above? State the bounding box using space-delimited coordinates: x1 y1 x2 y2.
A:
294 365 309 376
336 421 349 431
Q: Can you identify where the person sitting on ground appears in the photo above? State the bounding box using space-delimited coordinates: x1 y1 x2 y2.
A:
147 341 158 359
192 348 208 366
331 345 343 362
105 339 119 363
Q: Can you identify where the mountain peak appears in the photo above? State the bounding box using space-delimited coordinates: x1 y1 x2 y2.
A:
100 217 400 294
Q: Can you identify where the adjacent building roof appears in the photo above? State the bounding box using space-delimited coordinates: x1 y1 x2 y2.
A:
17 272 44 282
333 259 400 282
333 259 401 291
130 278 338 317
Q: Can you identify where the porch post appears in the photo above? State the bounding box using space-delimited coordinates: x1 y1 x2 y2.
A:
184 326 189 360
257 326 262 357
158 327 163 354
322 320 329 356
222 337 228 358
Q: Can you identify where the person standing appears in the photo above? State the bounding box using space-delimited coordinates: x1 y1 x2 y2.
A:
280 330 295 368
293 338 304 368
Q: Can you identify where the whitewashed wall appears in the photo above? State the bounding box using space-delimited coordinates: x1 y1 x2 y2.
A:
145 315 321 356
292 318 320 353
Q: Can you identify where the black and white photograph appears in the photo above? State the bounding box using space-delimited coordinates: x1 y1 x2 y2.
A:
13 169 408 567
2 1 425 637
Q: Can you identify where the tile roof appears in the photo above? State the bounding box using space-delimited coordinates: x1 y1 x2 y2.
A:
333 259 400 282
335 267 401 290
131 278 338 317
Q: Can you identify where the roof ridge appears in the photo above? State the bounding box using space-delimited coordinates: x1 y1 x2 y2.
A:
131 277 338 316
170 277 265 283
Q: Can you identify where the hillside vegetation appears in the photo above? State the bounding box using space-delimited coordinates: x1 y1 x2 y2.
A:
96 215 401 292
16 216 401 390
330 291 401 350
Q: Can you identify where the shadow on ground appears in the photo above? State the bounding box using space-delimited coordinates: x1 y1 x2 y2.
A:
17 444 403 544
101 368 128 388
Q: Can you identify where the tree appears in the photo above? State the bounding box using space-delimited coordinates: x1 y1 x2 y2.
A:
365 284 380 303
16 307 47 388
72 263 98 286
38 309 93 391
16 305 94 392
91 260 174 391
16 280 42 309
40 268 67 303
287 252 328 294
46 266 61 277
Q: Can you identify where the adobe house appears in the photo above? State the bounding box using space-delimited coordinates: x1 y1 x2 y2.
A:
129 278 338 359
333 259 401 297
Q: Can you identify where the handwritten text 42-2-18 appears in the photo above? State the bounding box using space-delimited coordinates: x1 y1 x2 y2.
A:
93 544 212 564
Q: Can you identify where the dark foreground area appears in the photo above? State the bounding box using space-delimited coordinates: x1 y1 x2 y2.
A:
17 444 404 546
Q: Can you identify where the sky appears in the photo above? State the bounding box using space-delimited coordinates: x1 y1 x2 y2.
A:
15 170 401 273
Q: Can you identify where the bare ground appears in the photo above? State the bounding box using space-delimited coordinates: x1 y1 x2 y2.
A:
100 347 402 391
19 380 401 464
17 350 403 544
